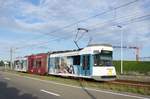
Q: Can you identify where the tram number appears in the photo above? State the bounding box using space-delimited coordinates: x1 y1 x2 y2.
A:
107 69 113 75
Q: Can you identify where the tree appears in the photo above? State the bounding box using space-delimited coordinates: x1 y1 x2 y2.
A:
0 60 4 66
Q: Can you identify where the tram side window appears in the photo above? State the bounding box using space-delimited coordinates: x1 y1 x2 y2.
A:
16 61 19 65
23 60 27 68
15 61 20 69
55 57 59 69
36 59 42 67
21 60 24 69
94 54 99 66
50 58 55 67
82 55 90 70
73 56 80 65
30 59 35 68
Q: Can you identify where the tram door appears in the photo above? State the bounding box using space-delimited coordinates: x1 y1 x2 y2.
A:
82 55 90 76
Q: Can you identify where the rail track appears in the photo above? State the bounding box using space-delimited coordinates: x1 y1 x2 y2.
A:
108 80 150 88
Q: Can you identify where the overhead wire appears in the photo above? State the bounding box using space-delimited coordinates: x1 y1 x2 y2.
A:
15 12 150 51
73 14 150 43
13 0 150 58
29 14 150 50
15 30 75 50
14 0 140 48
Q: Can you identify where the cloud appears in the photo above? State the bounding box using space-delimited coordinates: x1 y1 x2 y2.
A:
0 0 150 59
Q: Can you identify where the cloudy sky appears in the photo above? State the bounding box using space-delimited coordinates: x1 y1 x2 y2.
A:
0 0 150 60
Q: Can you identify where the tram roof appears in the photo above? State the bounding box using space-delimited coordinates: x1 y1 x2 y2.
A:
48 48 82 54
87 44 112 47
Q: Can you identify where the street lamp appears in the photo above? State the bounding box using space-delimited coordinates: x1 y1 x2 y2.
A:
117 25 123 74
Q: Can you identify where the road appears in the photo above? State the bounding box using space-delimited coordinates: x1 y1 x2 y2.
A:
0 71 149 99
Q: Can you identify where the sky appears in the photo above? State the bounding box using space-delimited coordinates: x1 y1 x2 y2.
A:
0 0 150 61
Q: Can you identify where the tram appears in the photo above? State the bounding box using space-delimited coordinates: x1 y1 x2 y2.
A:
14 44 116 81
14 57 28 72
48 44 116 81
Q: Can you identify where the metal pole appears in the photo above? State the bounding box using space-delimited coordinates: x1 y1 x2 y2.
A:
117 25 123 74
10 48 13 70
121 29 123 74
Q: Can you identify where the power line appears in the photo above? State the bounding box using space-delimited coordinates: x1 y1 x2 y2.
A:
16 0 140 46
58 0 140 29
14 10 147 48
21 14 150 50
13 15 149 59
14 12 150 51
15 30 75 50
14 0 149 53
89 13 150 32
81 2 150 32
74 14 150 42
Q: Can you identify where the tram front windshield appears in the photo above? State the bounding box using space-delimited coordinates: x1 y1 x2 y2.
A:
93 50 112 66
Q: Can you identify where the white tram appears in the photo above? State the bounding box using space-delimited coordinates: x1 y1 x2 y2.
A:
48 44 116 81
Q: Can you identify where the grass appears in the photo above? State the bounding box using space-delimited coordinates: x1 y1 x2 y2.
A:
6 70 150 96
113 61 150 75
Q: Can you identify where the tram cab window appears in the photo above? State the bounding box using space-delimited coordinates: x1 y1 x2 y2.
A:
93 50 112 66
100 56 112 66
